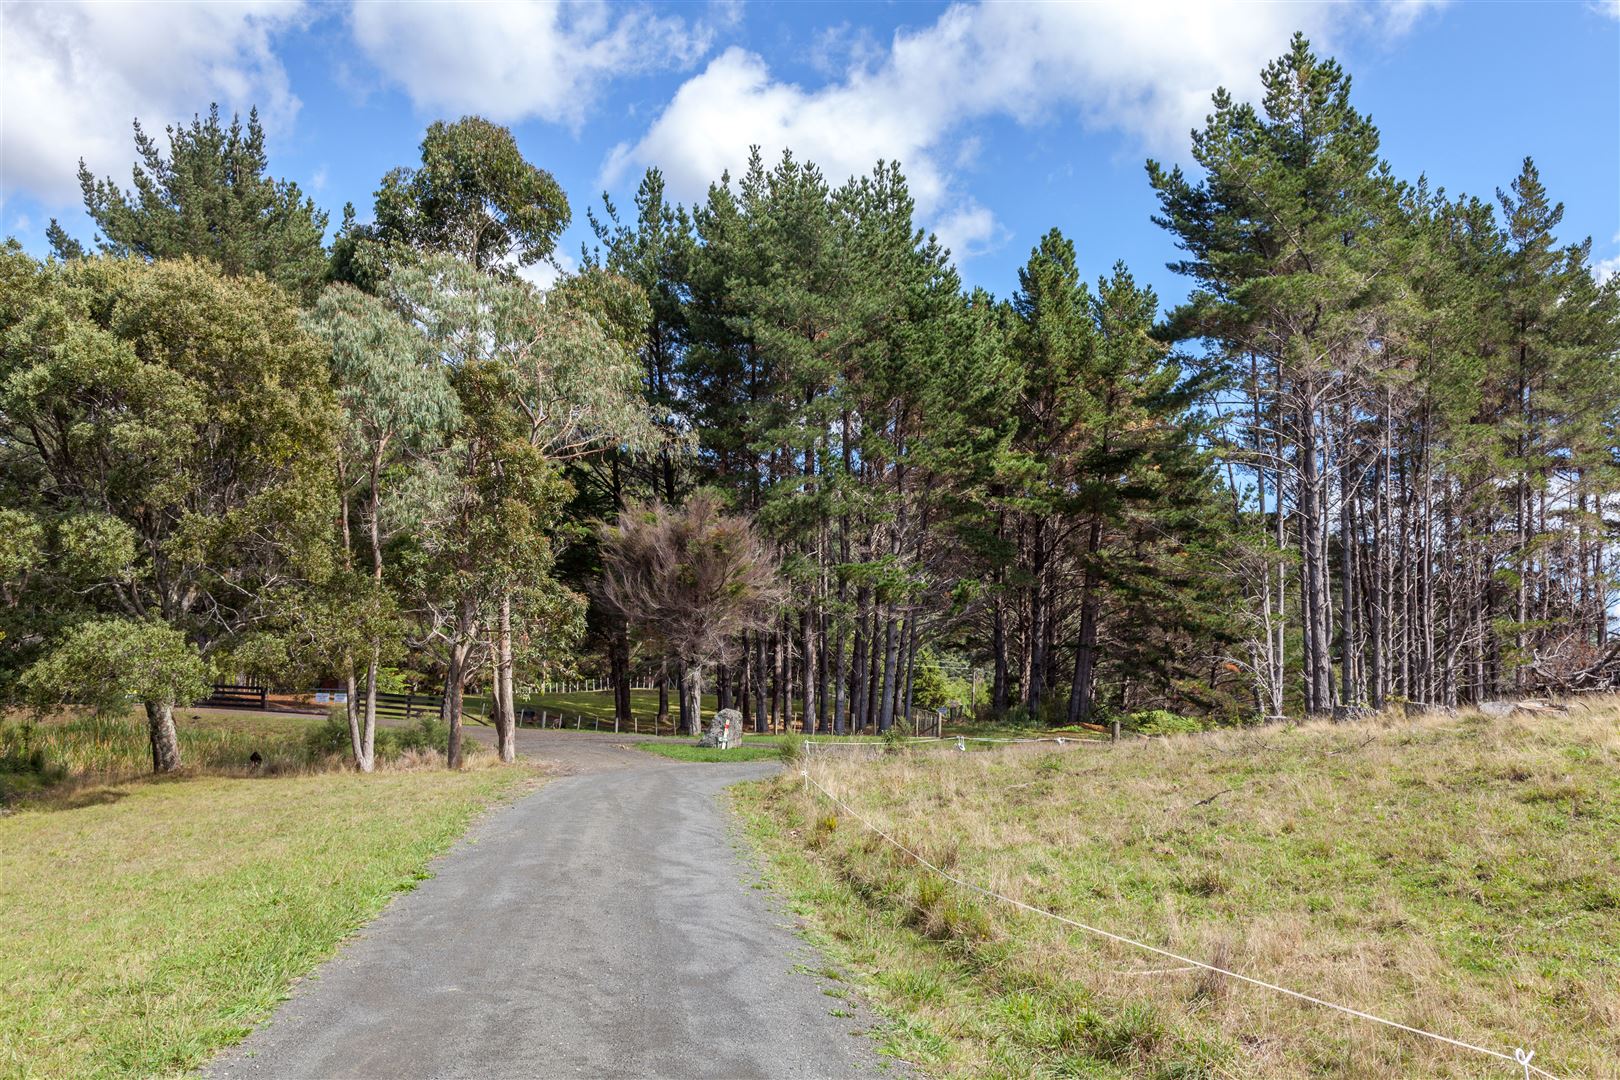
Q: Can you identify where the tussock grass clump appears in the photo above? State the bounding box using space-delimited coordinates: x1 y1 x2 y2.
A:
738 698 1620 1078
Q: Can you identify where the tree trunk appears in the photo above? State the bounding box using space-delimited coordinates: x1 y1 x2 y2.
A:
1299 394 1334 713
357 649 378 773
493 593 517 764
775 623 789 730
832 620 847 735
345 664 364 768
657 668 670 730
901 612 918 729
817 611 830 733
801 605 817 735
752 631 768 734
1067 517 1104 725
877 609 900 733
675 662 689 734
740 632 753 731
683 664 703 737
611 618 632 724
1026 518 1047 717
145 700 182 773
445 637 469 769
851 592 870 733
992 593 1008 715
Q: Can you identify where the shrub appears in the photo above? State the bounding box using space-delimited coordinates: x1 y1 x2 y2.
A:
304 709 470 763
1126 709 1205 736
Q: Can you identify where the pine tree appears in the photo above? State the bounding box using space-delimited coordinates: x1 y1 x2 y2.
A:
53 105 328 303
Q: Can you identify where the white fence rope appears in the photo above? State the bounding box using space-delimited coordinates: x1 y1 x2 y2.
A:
803 734 1095 751
799 768 1557 1080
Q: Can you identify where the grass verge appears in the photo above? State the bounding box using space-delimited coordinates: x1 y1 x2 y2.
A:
0 711 536 1078
633 740 789 763
632 732 908 764
735 699 1620 1078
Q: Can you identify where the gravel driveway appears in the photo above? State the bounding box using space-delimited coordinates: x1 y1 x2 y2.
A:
206 729 894 1079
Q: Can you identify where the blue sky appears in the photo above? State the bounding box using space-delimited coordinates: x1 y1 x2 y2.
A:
4 1 1617 310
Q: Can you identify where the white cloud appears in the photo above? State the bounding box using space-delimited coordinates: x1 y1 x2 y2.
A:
1374 0 1453 38
809 22 884 78
1597 256 1620 285
1 1 306 207
604 1 1445 260
516 250 578 292
931 200 1001 262
350 1 715 129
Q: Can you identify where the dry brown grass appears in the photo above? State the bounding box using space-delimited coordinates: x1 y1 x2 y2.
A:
741 697 1620 1078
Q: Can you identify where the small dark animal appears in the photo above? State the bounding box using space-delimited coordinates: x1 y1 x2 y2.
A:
248 751 263 769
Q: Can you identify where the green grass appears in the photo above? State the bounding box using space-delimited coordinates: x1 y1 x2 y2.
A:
520 688 715 730
519 688 1058 742
1 709 331 802
1 708 485 804
633 740 789 763
629 732 890 763
735 699 1620 1079
0 710 536 1078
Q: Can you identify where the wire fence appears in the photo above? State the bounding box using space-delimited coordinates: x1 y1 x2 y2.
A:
798 762 1559 1080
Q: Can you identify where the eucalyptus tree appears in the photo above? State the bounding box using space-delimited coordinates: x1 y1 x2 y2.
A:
374 116 570 273
389 256 655 765
0 252 334 770
49 105 328 303
306 285 459 770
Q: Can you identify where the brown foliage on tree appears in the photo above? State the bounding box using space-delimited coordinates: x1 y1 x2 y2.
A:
598 493 782 735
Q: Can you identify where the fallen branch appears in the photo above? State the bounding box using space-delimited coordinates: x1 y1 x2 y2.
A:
1326 735 1377 756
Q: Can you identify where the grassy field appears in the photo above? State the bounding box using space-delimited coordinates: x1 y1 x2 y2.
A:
0 709 536 1079
736 699 1620 1078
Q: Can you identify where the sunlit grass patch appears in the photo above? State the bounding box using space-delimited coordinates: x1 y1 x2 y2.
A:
0 709 538 1078
736 699 1620 1078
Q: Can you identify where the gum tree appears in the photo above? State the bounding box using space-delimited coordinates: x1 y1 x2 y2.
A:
306 285 459 771
390 256 655 765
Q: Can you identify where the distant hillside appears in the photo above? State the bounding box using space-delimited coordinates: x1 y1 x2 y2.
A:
741 699 1620 1078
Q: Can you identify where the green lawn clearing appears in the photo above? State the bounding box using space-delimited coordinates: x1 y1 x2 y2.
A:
0 710 536 1078
518 687 714 729
629 732 893 764
736 698 1620 1079
633 740 789 763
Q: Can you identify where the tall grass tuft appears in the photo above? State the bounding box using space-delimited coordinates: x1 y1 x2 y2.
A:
1 706 469 803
